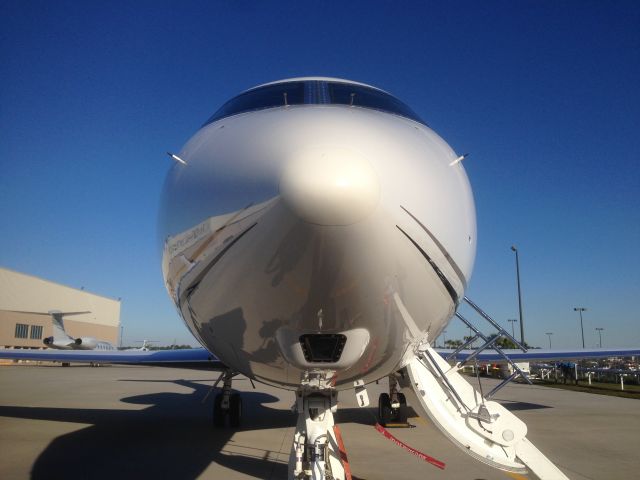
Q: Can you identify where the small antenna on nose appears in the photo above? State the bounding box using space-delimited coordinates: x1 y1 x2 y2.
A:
283 92 289 106
167 152 187 165
449 153 468 166
349 92 356 106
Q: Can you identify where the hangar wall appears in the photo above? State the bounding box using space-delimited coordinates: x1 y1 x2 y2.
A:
0 267 121 349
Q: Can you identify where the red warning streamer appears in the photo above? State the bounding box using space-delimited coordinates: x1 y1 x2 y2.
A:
374 423 446 470
333 425 353 480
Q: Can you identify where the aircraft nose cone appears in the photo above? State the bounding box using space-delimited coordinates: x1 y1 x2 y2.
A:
280 147 380 226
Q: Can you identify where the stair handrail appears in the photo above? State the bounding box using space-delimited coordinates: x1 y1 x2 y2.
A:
440 296 535 399
463 296 527 352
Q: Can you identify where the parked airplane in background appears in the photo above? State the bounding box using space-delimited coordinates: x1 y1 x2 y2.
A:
2 77 640 480
125 340 157 351
5 310 117 351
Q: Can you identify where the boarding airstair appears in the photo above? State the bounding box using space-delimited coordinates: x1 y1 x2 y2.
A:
398 297 570 479
448 296 532 398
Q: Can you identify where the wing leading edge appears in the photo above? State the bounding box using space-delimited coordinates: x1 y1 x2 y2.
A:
4 346 637 371
0 347 225 370
437 347 640 363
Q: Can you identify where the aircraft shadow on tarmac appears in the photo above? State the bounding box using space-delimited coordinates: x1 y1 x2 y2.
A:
0 374 554 480
0 377 388 479
0 378 293 479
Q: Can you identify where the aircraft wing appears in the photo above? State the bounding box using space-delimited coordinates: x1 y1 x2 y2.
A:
5 346 637 370
437 347 640 363
0 347 224 370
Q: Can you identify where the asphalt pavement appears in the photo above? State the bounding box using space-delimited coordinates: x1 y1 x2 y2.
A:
1 364 638 480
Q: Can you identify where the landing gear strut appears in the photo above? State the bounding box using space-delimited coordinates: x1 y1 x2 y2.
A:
212 370 242 428
378 375 408 427
289 388 348 480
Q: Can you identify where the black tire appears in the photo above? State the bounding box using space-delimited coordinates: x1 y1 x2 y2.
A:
229 393 242 428
396 392 408 423
213 393 225 428
378 393 392 426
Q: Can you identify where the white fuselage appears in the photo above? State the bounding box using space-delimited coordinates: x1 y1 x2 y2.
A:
159 79 476 390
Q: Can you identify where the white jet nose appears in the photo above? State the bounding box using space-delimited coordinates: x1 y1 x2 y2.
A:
280 147 380 226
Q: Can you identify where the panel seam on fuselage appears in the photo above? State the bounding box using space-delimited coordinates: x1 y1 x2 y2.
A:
400 205 467 289
396 225 459 306
179 222 258 306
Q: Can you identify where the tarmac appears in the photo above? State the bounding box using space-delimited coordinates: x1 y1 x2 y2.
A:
0 364 638 480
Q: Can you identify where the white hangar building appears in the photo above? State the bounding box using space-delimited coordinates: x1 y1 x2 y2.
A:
0 267 120 349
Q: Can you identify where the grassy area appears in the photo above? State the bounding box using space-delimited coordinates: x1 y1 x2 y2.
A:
534 379 640 400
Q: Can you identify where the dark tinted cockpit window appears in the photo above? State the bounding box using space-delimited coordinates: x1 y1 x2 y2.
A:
204 80 425 126
327 83 423 124
207 82 305 124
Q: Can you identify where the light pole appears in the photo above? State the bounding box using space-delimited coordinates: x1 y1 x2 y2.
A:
511 246 525 345
574 307 587 348
442 330 447 348
545 332 553 349
595 327 604 348
508 319 517 338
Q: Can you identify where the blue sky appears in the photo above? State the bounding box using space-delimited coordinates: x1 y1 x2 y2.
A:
1 1 638 348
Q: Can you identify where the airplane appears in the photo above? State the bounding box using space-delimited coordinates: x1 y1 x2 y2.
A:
124 340 158 351
2 77 640 480
3 310 117 350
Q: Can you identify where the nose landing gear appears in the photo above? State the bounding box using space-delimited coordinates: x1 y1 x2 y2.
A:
290 389 348 480
212 370 243 428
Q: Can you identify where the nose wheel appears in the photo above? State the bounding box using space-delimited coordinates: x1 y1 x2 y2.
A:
212 370 242 428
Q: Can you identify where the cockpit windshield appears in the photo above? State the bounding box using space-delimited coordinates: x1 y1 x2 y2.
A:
204 80 425 126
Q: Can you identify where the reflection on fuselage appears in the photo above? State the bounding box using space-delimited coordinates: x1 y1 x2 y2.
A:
159 78 476 390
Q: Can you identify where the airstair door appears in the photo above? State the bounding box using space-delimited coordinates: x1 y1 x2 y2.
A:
398 344 569 479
